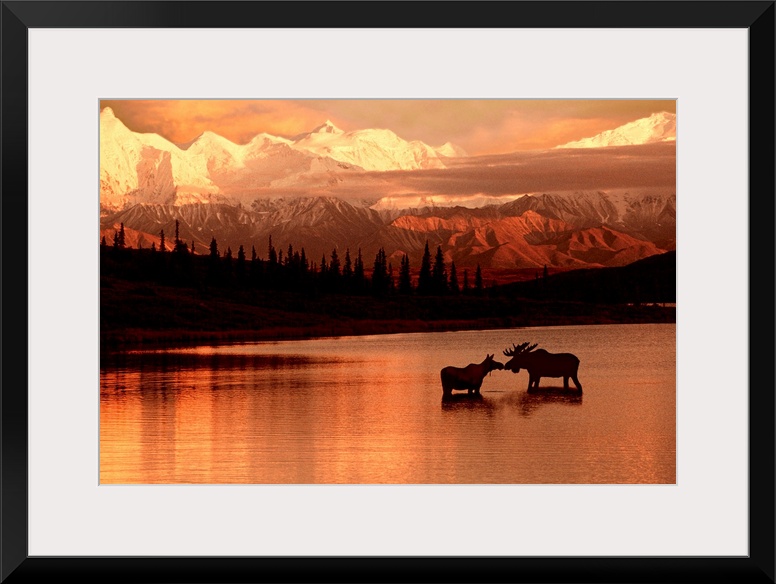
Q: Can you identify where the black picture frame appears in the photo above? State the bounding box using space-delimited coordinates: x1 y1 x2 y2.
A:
2 2 773 582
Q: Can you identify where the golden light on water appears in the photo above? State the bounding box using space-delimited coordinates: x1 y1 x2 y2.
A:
100 326 675 485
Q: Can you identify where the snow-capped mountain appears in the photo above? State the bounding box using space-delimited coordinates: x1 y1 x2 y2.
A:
100 108 221 210
99 109 674 271
291 120 455 171
99 108 464 212
556 112 676 148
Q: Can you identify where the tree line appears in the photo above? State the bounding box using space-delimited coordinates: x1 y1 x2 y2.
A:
101 221 486 297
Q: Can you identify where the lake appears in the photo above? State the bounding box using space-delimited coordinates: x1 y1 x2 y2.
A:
100 323 675 484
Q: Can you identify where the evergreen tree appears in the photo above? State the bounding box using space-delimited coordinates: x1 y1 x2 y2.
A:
462 269 470 294
173 220 188 254
342 249 352 276
236 245 246 283
371 248 389 296
220 246 233 282
342 248 353 290
474 264 484 296
170 234 191 283
329 248 341 276
320 254 328 277
300 248 308 273
432 245 447 295
388 262 395 293
417 241 433 295
399 254 412 295
448 261 460 294
118 223 126 249
112 231 120 251
250 244 261 287
206 236 220 284
151 242 157 253
191 240 196 255
100 235 107 248
328 248 341 291
268 235 277 266
159 229 166 253
353 248 365 293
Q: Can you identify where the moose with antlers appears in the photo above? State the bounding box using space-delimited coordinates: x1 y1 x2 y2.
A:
502 342 583 392
440 354 504 396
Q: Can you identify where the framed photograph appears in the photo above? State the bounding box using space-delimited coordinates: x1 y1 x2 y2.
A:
3 1 773 582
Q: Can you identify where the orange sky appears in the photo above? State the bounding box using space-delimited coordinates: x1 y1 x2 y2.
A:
99 99 676 155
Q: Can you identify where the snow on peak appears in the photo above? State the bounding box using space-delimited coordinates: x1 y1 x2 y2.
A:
435 142 468 158
556 111 676 149
293 124 447 171
247 132 292 147
100 107 131 134
100 110 220 211
371 193 525 211
311 120 344 135
178 130 239 151
101 112 461 209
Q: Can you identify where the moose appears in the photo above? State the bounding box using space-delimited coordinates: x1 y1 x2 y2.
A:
503 342 582 392
440 354 504 396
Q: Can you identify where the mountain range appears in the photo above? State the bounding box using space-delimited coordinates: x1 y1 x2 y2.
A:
100 109 676 272
101 191 675 272
100 108 463 211
556 111 676 148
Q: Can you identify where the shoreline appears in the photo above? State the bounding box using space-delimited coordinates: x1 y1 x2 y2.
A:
101 308 675 353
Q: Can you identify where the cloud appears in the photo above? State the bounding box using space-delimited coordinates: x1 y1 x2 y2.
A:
357 142 673 198
230 142 676 206
99 100 348 145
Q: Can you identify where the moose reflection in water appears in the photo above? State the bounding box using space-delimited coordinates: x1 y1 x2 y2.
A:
503 342 583 392
440 354 504 396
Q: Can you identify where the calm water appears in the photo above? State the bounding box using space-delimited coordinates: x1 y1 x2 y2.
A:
100 324 675 484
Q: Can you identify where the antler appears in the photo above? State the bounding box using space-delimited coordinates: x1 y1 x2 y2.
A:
503 342 538 357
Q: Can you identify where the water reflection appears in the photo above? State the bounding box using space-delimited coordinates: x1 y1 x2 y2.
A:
441 393 497 416
441 392 485 404
441 388 582 418
102 351 339 372
100 324 676 484
510 388 583 417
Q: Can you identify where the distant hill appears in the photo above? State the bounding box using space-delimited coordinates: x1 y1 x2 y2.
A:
491 250 676 305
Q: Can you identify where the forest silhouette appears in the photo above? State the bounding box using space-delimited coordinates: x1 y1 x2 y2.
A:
100 222 675 350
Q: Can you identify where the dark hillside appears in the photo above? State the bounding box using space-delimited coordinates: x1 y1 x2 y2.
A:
100 245 674 351
491 251 676 305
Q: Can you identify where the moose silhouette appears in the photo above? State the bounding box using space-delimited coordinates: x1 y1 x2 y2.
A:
440 354 504 396
503 342 582 392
